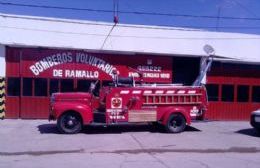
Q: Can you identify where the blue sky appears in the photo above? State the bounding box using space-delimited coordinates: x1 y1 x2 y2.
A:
0 0 260 34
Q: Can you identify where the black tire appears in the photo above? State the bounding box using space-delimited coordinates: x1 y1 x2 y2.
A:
165 113 186 133
57 112 82 134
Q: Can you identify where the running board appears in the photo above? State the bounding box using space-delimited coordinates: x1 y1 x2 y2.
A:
89 122 156 126
93 111 106 123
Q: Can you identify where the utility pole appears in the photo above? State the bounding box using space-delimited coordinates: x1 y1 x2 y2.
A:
216 4 222 31
113 0 119 24
100 0 119 49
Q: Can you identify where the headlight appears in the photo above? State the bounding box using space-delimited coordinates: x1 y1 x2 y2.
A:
255 115 260 122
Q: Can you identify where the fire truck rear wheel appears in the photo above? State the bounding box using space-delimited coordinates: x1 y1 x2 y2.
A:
57 112 82 134
165 114 186 133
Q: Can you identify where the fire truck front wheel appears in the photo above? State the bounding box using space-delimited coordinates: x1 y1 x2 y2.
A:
57 111 83 134
165 114 186 133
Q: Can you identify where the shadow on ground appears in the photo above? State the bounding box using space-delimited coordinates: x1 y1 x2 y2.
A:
38 124 201 134
235 128 260 137
38 124 60 134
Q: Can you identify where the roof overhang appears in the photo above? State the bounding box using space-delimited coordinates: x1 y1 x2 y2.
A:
0 13 260 64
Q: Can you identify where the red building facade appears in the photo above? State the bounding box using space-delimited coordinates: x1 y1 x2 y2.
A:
5 47 260 120
206 63 260 120
5 47 173 119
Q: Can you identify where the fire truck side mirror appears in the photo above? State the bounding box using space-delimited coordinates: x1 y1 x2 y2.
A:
89 80 99 93
90 82 95 92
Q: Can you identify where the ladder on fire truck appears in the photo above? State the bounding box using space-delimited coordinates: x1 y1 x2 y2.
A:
142 45 214 105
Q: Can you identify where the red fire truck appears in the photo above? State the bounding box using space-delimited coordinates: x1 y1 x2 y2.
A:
49 82 207 134
49 54 213 134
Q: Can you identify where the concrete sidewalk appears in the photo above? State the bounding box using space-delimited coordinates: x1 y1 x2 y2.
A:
0 120 260 168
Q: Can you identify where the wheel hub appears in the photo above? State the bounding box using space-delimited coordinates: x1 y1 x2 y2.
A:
58 113 82 134
67 120 74 126
172 121 177 128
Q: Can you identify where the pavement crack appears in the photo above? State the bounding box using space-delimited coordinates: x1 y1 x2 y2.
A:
130 134 145 149
160 144 176 148
129 134 171 168
190 159 210 168
0 149 84 156
150 154 171 168
93 147 260 154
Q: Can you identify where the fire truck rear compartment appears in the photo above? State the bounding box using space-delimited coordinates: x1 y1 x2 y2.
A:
128 110 157 122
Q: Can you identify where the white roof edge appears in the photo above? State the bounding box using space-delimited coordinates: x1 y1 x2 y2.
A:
0 13 260 63
2 12 260 36
2 42 203 57
1 12 259 36
0 12 234 33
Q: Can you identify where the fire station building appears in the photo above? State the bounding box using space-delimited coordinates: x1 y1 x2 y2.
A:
0 14 260 120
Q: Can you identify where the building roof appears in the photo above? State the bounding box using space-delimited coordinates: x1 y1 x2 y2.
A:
0 13 260 63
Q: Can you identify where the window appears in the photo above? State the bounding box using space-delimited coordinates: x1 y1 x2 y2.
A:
221 85 234 102
23 78 32 96
77 80 91 92
206 84 219 101
102 80 113 87
7 78 20 96
34 78 47 96
77 80 101 96
50 79 59 95
252 86 260 102
237 85 249 102
61 79 74 92
172 57 200 85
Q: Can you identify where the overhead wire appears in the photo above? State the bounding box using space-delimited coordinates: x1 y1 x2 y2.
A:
0 1 112 13
1 1 260 33
1 1 260 21
1 12 260 32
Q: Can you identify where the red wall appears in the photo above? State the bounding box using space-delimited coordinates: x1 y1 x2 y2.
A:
206 68 260 120
5 47 173 119
5 47 260 120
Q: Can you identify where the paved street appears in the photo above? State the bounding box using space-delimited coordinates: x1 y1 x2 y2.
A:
0 120 260 168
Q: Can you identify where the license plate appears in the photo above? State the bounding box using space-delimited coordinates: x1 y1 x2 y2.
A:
255 116 260 122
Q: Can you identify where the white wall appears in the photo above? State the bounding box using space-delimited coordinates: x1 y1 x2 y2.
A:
0 45 6 77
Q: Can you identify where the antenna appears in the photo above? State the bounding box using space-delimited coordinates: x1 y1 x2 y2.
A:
203 44 215 55
192 45 215 86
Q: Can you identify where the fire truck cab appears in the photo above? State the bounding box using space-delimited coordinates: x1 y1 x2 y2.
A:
49 77 208 134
